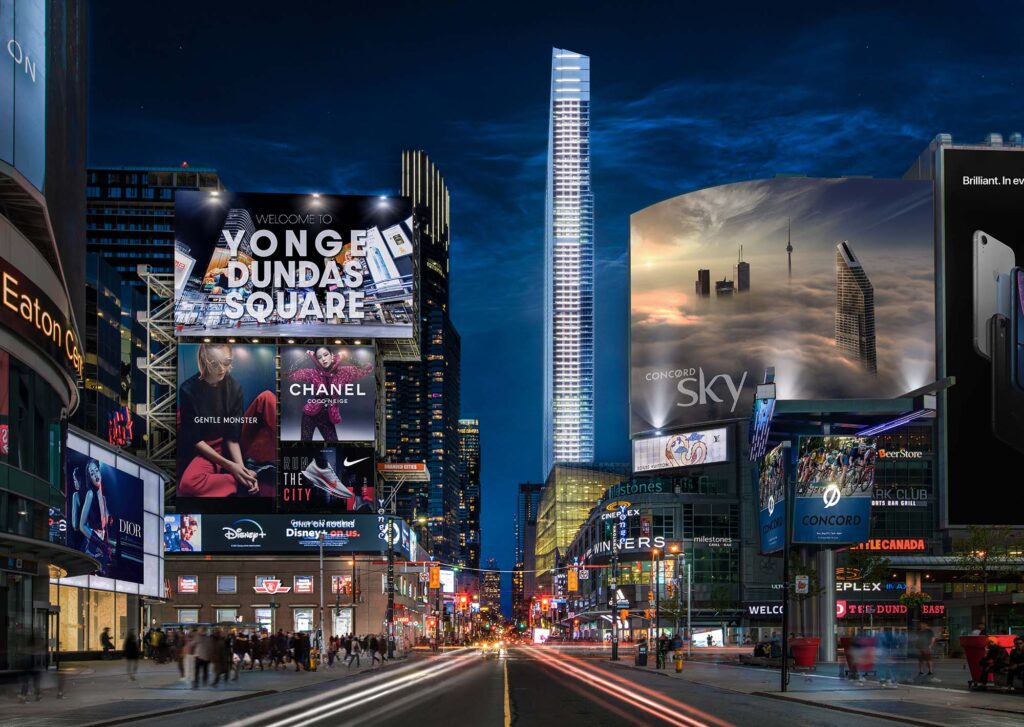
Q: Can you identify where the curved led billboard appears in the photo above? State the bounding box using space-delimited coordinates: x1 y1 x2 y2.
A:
630 177 935 435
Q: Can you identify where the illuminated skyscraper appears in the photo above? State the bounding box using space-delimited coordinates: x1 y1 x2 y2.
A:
835 240 877 373
458 418 481 569
544 48 594 477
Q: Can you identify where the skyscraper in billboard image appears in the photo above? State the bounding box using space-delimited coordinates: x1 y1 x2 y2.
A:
173 192 415 338
280 345 376 442
176 343 277 505
630 178 935 435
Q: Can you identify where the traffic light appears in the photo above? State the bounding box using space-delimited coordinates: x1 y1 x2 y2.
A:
618 608 629 622
459 595 468 609
541 597 550 610
635 562 642 575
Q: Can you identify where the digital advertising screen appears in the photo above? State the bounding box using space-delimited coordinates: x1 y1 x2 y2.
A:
756 443 787 554
938 147 1024 525
163 514 202 553
280 345 375 442
176 343 277 508
173 192 415 340
792 436 875 544
66 444 145 583
279 443 375 512
630 177 935 435
161 513 413 558
632 427 728 473
0 0 46 191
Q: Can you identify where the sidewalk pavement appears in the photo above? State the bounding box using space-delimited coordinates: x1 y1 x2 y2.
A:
0 654 411 727
612 656 1024 726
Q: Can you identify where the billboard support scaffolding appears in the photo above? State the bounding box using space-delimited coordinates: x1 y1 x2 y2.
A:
138 266 177 491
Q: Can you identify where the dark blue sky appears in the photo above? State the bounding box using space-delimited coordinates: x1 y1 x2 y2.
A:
89 1 1024 590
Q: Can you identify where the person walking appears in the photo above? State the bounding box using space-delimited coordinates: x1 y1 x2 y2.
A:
369 635 381 667
192 627 213 689
915 623 938 681
124 629 141 681
211 629 232 687
100 627 115 659
348 636 362 669
16 624 41 703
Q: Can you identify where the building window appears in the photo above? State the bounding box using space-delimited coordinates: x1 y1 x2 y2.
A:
255 575 276 589
217 575 237 594
177 609 200 625
254 608 273 632
293 608 314 633
215 608 238 624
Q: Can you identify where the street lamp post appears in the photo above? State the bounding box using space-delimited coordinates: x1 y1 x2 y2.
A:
669 544 681 639
610 526 620 661
653 548 661 649
318 532 326 665
687 562 692 658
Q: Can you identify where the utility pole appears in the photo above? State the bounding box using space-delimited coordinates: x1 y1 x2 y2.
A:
654 548 661 648
686 561 692 658
610 524 620 661
318 532 326 664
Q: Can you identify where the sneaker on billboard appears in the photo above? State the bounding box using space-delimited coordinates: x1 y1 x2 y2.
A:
302 460 353 499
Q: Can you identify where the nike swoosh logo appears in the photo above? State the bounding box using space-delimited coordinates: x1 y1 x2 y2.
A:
343 457 370 467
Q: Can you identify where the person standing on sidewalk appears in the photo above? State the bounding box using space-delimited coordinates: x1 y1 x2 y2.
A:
914 623 937 681
211 629 232 687
192 627 213 689
348 636 362 668
124 629 141 681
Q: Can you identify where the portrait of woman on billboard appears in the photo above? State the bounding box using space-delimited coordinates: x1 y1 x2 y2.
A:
176 343 277 498
281 346 375 442
68 459 113 570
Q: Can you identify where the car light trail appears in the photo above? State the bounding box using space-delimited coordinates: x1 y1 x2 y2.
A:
231 650 477 727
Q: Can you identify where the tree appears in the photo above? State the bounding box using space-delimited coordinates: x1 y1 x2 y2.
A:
950 525 1018 631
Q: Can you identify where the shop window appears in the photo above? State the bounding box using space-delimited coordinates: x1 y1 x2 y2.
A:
217 575 237 594
177 609 199 625
293 608 314 633
254 608 273 632
215 608 238 624
87 590 120 651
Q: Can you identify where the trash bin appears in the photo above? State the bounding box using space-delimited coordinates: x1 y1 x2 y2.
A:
636 642 649 667
789 637 820 668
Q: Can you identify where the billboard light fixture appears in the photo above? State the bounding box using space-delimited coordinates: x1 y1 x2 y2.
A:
855 409 930 437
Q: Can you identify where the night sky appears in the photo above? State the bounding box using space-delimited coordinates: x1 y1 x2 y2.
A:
89 1 1024 605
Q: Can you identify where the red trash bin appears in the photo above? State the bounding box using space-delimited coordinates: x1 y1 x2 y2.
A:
960 635 1016 685
790 637 821 668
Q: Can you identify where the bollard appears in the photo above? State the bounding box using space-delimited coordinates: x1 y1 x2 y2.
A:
675 653 683 673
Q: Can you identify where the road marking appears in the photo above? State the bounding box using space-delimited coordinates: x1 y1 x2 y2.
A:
504 658 511 727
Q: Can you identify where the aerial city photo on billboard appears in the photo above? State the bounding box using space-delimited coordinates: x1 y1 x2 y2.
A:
280 344 376 442
176 343 277 504
173 192 415 339
792 436 876 544
632 427 728 473
630 177 935 435
66 444 145 583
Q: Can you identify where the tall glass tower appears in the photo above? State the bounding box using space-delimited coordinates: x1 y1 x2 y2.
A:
834 240 877 374
544 48 594 477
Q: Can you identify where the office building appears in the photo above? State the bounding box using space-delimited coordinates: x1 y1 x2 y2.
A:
514 482 545 620
695 268 711 297
715 278 734 296
834 240 877 373
386 151 462 564
458 418 481 569
482 558 502 614
734 247 750 292
543 48 594 477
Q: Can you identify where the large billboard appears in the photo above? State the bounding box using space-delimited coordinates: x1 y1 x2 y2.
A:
176 343 277 508
0 0 46 191
279 443 375 512
173 192 415 339
756 443 787 554
280 345 375 442
66 444 145 583
938 147 1024 525
161 513 412 559
632 427 728 473
792 436 875 544
630 178 935 435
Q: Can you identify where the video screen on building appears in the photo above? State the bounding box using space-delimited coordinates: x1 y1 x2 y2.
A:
173 192 415 339
630 178 935 435
939 147 1024 525
66 444 145 583
176 343 277 508
280 345 375 442
756 443 787 554
0 0 46 191
163 514 202 553
632 427 728 473
279 444 375 512
792 436 875 544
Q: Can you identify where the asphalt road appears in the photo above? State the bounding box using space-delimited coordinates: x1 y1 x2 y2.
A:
125 647 928 727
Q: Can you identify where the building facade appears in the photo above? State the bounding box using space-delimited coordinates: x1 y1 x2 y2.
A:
543 48 594 477
481 558 501 614
386 151 462 564
458 418 481 569
834 240 877 373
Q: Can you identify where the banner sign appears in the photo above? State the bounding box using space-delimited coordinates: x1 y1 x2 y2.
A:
280 345 375 442
837 600 945 617
177 575 198 594
756 442 787 554
743 601 784 619
632 427 728 473
792 436 875 545
173 192 415 339
66 444 145 583
279 444 375 512
160 513 412 558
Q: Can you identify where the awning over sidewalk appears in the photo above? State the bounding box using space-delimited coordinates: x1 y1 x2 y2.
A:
0 532 99 577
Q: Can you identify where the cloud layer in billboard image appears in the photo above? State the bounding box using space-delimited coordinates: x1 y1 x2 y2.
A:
630 177 935 434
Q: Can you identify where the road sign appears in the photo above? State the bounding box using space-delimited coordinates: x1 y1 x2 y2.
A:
795 575 809 595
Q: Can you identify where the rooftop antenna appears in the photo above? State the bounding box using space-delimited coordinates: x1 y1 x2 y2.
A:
786 218 793 280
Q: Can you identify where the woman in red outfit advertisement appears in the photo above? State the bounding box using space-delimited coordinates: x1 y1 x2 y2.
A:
282 346 375 442
176 344 277 498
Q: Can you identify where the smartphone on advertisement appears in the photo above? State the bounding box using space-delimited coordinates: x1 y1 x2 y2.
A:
973 230 1016 359
990 266 1024 452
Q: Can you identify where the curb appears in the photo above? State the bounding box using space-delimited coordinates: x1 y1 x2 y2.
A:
76 656 413 727
751 691 947 727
